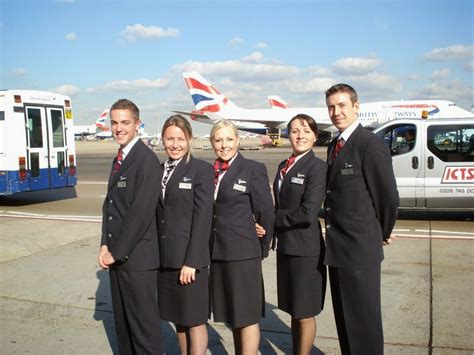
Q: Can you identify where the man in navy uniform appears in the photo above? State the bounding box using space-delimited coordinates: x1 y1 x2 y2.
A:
324 84 398 355
97 99 162 354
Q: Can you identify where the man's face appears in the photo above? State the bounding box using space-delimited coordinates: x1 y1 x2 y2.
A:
326 92 359 133
110 109 140 148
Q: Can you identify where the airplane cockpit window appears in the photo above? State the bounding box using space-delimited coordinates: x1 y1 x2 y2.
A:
375 124 417 156
427 124 474 162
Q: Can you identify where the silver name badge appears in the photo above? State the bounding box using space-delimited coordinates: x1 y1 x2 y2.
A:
233 183 247 192
179 182 192 189
291 177 304 185
117 181 127 188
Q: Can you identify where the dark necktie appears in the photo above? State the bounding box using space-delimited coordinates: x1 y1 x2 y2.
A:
280 155 296 179
162 159 178 190
213 159 230 186
113 149 123 172
331 138 345 162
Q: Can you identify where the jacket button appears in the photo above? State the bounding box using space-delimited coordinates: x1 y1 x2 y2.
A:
326 224 331 229
109 199 113 204
161 235 166 239
108 216 113 220
326 189 331 194
161 219 165 223
326 207 331 212
108 233 112 238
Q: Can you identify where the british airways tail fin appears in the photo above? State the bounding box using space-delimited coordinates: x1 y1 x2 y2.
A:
183 72 238 113
95 109 109 130
267 95 290 109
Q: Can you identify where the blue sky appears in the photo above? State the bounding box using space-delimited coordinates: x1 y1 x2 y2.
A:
1 0 473 134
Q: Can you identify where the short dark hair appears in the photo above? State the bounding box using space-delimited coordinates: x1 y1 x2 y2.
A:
110 99 139 120
287 114 319 136
325 84 358 105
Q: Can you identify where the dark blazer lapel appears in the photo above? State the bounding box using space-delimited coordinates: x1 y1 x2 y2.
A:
281 150 314 192
328 124 362 183
109 140 143 189
273 160 285 206
164 157 192 199
216 153 242 200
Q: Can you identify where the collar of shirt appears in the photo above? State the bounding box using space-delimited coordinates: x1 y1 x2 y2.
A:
338 119 360 142
120 135 140 161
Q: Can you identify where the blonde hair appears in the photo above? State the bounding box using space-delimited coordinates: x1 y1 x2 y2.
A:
210 119 239 142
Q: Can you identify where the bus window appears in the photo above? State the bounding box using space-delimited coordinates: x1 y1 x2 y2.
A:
57 151 65 175
51 109 65 147
0 111 4 120
27 108 43 148
428 124 474 162
30 152 40 177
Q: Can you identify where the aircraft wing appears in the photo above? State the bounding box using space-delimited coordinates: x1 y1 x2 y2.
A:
172 110 211 121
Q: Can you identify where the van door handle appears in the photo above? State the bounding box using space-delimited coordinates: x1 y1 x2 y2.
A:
428 156 434 169
412 156 418 169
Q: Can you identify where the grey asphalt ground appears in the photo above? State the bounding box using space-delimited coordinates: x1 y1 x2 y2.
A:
1 140 473 354
1 213 473 354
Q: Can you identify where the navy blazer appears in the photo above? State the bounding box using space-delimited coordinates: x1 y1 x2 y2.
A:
273 150 327 256
324 125 399 268
157 156 214 269
101 139 162 271
211 153 275 261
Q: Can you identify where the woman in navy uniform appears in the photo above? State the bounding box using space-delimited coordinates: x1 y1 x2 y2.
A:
157 115 214 355
272 114 327 354
209 119 274 354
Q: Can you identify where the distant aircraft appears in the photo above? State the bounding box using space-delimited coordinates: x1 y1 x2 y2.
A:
174 71 474 144
74 109 112 139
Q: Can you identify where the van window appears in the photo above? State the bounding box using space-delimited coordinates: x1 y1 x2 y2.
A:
375 124 417 156
427 124 474 162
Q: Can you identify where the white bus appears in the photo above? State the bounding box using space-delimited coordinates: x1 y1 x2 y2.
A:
0 90 77 195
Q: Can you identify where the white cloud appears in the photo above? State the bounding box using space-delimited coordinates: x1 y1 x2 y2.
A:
464 60 474 72
120 24 179 42
65 32 76 41
407 74 422 81
52 84 80 96
412 80 473 107
12 68 28 76
332 55 382 75
87 78 168 94
228 37 244 48
424 45 474 61
241 52 264 63
255 42 268 49
430 68 450 80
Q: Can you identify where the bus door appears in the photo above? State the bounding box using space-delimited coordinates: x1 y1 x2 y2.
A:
25 106 49 190
46 107 68 188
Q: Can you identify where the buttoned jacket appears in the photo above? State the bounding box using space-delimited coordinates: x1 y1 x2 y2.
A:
101 139 161 271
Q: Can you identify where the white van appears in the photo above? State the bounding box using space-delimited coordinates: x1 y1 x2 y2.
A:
373 118 473 209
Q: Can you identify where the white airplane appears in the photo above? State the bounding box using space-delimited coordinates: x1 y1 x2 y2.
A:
74 109 113 139
174 72 474 144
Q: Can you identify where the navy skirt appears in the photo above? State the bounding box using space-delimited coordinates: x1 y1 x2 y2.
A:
277 252 327 318
210 258 265 328
158 266 210 326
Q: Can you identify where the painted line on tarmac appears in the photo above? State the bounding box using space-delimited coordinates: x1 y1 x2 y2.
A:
0 211 101 223
77 181 108 185
395 234 473 241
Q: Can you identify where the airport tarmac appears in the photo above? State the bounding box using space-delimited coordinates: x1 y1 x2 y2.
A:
1 140 473 354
